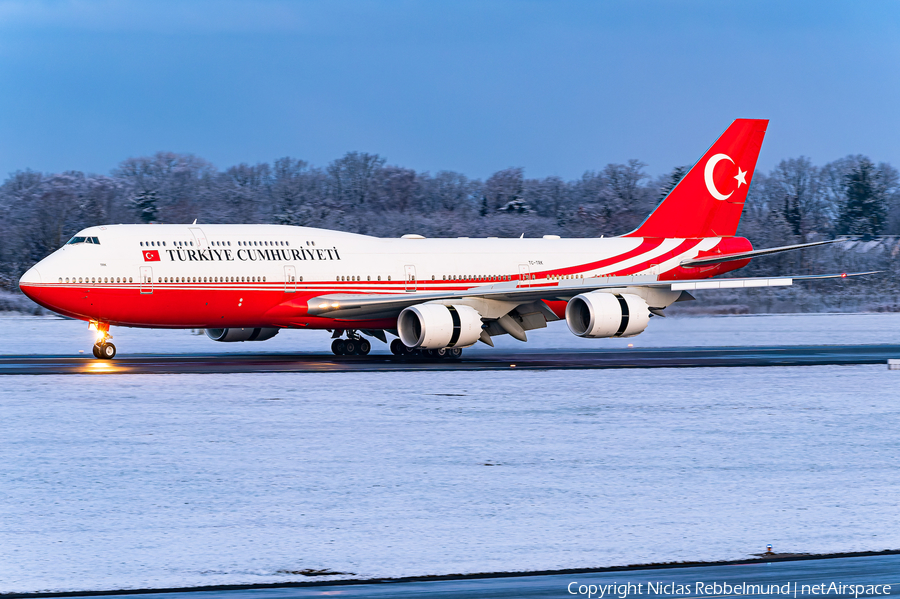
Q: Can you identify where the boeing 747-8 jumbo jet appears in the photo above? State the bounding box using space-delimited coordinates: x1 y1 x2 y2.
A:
19 119 870 359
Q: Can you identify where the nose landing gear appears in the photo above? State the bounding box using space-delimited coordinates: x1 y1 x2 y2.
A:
91 324 116 360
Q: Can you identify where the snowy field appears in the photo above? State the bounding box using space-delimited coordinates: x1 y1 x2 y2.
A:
1 314 899 593
3 312 900 356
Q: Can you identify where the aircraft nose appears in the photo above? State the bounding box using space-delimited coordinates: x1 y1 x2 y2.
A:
19 266 43 300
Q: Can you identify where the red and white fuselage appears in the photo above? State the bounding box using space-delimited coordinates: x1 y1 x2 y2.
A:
18 224 750 330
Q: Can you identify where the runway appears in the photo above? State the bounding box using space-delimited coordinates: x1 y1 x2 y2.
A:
1 344 899 375
9 553 899 598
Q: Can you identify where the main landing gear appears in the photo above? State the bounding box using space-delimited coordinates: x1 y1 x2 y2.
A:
92 328 116 360
390 339 462 360
331 331 372 356
328 329 463 360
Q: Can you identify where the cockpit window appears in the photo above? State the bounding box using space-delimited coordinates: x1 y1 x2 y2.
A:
66 236 100 245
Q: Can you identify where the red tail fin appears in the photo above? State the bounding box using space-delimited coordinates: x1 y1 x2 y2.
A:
626 119 768 238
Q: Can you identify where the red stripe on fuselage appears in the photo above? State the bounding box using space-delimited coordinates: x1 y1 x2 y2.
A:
604 238 704 276
526 238 666 279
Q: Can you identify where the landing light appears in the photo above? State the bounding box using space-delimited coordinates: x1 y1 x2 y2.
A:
331 302 340 308
318 303 328 309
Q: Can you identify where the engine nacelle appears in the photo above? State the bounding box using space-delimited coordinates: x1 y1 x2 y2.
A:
565 292 650 338
398 303 483 349
205 328 280 342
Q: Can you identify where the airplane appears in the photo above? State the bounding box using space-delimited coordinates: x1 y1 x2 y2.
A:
18 119 871 360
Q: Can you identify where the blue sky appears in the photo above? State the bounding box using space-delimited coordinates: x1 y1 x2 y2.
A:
1 0 898 180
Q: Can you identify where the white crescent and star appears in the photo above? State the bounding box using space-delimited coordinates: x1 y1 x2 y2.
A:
704 154 748 201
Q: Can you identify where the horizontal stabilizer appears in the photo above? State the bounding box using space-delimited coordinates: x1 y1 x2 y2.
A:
680 239 842 267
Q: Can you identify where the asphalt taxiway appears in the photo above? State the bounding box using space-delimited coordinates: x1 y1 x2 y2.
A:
1 344 899 375
8 553 899 599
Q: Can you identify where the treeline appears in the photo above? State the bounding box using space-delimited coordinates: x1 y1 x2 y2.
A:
2 151 899 313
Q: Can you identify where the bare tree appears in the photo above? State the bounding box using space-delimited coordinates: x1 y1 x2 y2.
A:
326 152 385 208
483 167 524 212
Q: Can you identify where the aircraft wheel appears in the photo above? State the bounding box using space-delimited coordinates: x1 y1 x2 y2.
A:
99 343 116 360
343 339 357 355
435 348 448 359
358 338 371 355
331 339 346 356
92 344 102 359
390 339 405 356
449 348 463 359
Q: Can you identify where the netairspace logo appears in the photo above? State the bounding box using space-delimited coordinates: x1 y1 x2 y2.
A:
566 582 893 598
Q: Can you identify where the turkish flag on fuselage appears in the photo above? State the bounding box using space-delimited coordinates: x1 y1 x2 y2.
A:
143 250 160 262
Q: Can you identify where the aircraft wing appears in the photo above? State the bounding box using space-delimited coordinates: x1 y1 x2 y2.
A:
305 271 877 320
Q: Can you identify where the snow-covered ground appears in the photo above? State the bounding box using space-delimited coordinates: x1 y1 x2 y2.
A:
3 312 900 356
2 362 900 592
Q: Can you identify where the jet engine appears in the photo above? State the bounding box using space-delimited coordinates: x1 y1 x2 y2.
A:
565 292 650 338
398 303 483 349
205 328 280 342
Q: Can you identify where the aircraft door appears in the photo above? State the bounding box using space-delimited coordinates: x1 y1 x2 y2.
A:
404 265 416 292
518 264 531 286
140 266 153 294
284 265 297 292
189 227 208 249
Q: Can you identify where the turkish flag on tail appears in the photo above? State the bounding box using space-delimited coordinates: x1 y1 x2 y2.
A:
143 250 160 262
626 118 768 239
